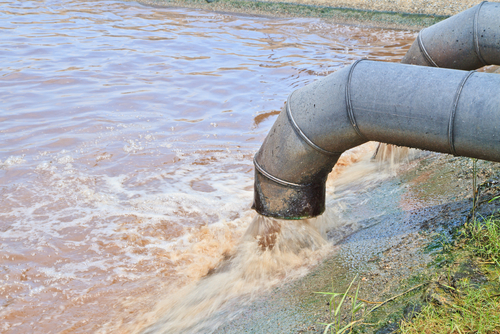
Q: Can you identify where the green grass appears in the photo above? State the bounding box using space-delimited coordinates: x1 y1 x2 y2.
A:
398 215 500 334
461 216 500 266
314 214 500 334
399 284 500 333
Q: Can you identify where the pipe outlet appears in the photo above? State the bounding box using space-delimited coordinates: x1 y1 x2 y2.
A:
253 60 500 219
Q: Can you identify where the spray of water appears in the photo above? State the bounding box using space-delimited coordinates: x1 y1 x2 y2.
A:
120 142 414 333
129 214 334 334
372 143 419 167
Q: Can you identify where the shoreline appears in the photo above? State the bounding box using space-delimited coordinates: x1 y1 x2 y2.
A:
215 154 500 333
134 0 489 29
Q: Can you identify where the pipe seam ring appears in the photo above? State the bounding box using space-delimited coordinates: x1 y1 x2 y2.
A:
448 70 476 156
417 30 439 68
253 156 307 188
346 59 368 140
286 93 342 156
473 1 488 66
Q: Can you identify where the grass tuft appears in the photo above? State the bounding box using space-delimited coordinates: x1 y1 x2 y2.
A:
400 215 500 333
314 275 365 334
460 216 500 266
399 283 500 333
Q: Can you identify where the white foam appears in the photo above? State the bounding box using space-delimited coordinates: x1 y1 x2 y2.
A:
57 155 74 164
1 155 26 168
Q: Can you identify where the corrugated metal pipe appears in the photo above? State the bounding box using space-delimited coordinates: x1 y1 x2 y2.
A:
252 60 500 219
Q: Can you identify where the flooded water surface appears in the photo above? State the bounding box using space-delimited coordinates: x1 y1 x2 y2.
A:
0 0 416 332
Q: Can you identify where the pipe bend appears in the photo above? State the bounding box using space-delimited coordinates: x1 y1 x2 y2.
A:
254 3 500 219
253 64 367 219
253 60 500 219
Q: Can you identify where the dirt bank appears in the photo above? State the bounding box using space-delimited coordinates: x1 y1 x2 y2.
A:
244 0 485 17
135 0 494 29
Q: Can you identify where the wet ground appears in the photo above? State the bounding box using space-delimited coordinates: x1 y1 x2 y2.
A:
137 0 447 30
215 154 500 333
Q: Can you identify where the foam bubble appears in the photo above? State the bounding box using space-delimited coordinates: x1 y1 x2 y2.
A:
57 155 74 164
0 155 26 168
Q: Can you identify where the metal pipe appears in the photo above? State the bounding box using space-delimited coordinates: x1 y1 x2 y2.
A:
253 60 500 219
402 1 500 69
376 1 500 162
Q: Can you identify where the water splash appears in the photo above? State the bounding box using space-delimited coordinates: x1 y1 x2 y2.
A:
134 215 333 334
372 143 420 168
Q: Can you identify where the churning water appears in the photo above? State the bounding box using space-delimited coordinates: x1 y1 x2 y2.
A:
0 0 416 332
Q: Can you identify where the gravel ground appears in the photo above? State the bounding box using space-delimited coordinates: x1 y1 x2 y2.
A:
137 0 498 29
252 0 486 16
215 155 500 333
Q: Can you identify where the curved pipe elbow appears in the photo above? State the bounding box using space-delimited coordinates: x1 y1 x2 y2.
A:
254 60 500 219
253 64 363 219
253 3 500 220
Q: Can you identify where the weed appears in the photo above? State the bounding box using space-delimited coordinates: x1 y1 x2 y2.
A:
400 214 500 333
399 282 500 333
460 216 500 266
314 275 364 334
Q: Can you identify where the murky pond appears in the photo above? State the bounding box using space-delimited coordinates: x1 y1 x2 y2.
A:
0 0 417 332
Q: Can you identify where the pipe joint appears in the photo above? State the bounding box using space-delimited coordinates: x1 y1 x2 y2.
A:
402 1 500 70
253 3 500 220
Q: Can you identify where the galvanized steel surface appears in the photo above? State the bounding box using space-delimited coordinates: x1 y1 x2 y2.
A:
402 1 500 69
254 61 500 218
253 2 500 219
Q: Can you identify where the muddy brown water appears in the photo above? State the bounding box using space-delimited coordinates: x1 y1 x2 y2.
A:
0 0 424 332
